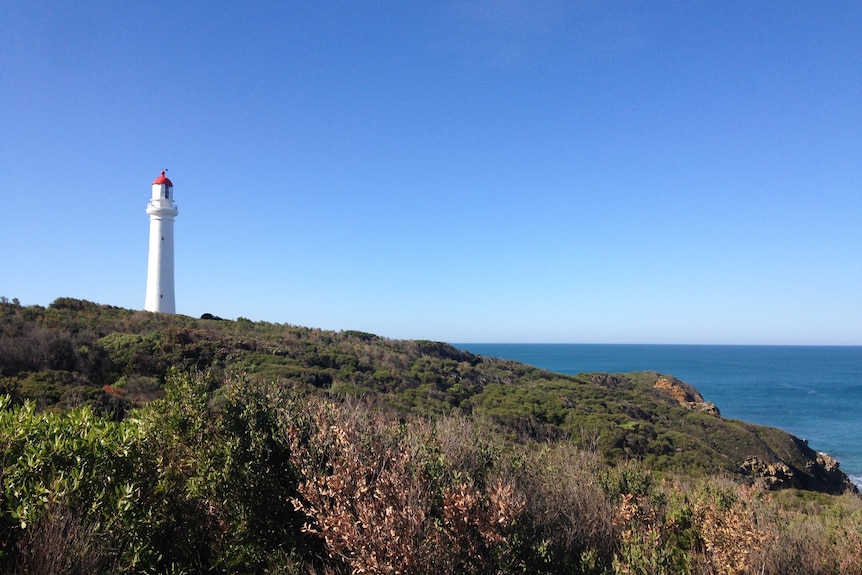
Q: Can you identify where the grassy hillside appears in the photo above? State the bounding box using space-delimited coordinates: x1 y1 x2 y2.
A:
1 297 861 574
0 297 853 493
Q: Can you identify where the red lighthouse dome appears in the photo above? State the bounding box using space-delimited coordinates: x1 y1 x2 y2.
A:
153 171 173 186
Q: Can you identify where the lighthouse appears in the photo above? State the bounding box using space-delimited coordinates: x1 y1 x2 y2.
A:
145 170 178 313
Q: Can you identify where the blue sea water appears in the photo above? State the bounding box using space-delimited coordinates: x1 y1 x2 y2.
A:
455 344 862 487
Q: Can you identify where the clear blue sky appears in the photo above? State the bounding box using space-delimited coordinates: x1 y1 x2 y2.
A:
2 1 860 344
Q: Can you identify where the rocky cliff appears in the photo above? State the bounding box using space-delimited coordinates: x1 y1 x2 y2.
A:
653 374 855 494
653 374 721 416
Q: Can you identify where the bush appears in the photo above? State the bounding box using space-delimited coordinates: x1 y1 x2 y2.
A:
287 399 523 574
3 369 862 574
0 394 150 572
0 372 313 574
135 371 310 573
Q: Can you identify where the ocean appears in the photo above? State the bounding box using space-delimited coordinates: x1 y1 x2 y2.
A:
455 344 862 487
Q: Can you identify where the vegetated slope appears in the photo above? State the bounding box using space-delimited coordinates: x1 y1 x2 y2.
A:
0 297 855 494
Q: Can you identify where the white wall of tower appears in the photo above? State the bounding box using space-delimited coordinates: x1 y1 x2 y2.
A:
145 179 178 313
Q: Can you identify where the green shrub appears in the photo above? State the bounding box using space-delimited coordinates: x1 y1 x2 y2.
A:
0 394 151 572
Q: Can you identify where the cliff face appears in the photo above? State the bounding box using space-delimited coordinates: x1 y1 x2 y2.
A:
740 445 858 494
653 375 721 416
652 374 856 495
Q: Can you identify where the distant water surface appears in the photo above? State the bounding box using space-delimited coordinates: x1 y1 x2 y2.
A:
455 344 862 487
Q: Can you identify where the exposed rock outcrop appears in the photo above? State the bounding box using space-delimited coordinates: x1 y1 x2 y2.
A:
741 456 800 490
654 375 721 416
807 451 859 494
740 447 858 494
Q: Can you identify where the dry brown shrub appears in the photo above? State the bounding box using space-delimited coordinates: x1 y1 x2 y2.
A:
611 491 667 575
287 398 523 575
693 483 772 575
288 401 431 574
441 477 523 563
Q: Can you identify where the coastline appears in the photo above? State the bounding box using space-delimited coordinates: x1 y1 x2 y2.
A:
456 343 862 487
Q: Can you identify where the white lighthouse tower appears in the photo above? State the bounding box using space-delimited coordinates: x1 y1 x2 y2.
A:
145 170 178 313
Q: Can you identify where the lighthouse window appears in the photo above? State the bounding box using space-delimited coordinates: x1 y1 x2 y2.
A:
165 188 170 199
